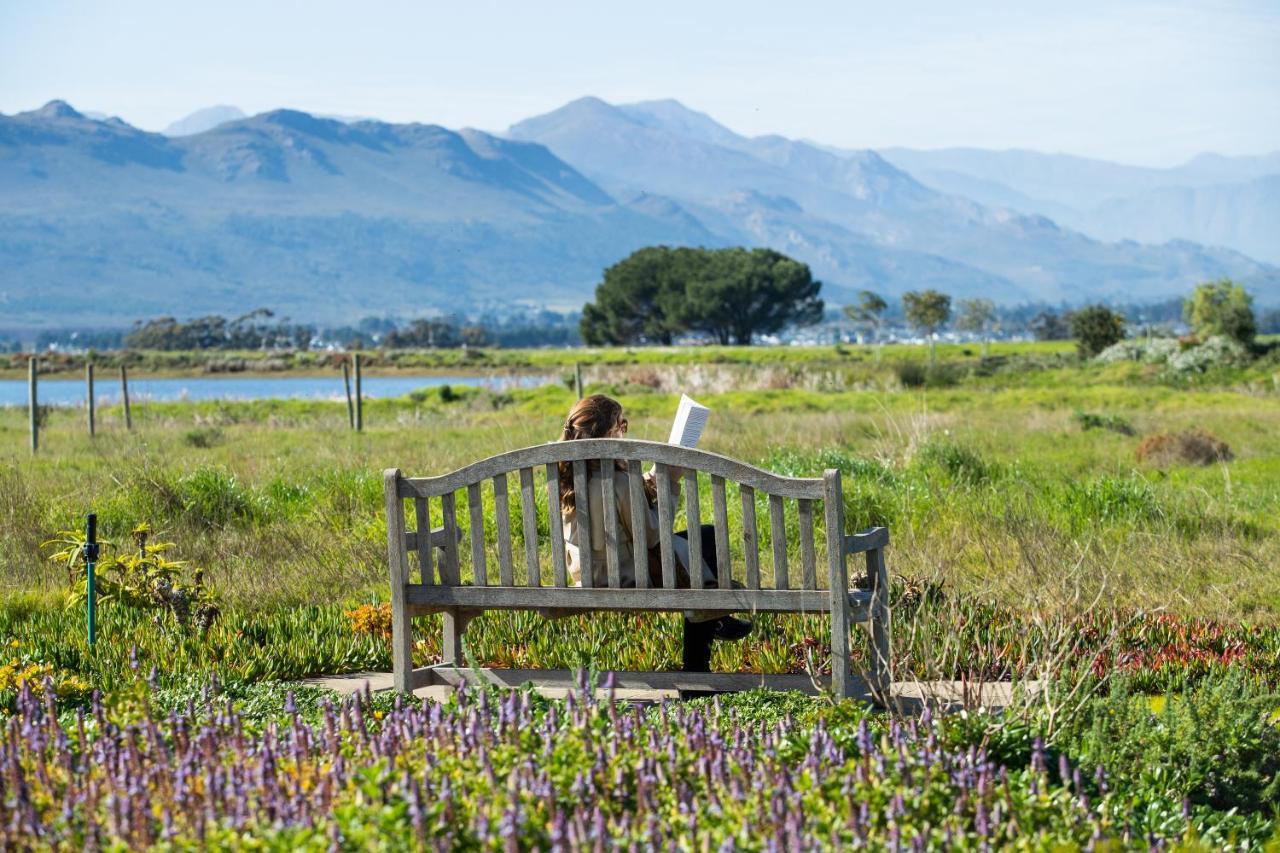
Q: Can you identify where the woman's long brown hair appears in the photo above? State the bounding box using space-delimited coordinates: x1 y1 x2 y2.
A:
558 394 642 513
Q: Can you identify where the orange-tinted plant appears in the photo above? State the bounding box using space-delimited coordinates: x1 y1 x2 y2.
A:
345 603 393 641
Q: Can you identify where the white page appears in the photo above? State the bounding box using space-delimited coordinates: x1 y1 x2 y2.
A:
667 393 710 448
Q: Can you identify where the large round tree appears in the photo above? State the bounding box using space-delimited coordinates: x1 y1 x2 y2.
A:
581 246 823 345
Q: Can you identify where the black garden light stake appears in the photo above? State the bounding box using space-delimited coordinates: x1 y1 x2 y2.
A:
85 513 99 646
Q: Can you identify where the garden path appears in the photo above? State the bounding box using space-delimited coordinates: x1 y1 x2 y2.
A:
303 670 1039 711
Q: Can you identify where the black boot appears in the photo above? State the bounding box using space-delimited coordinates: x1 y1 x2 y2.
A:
682 618 715 672
712 616 753 641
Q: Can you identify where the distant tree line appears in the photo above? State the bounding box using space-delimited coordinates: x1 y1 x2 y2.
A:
841 279 1268 360
581 246 823 345
34 328 127 351
17 306 584 353
351 309 582 350
10 273 1277 354
123 309 315 351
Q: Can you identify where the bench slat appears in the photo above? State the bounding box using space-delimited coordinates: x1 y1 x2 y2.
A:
546 462 567 587
685 470 703 589
441 492 460 585
572 459 593 588
655 463 676 588
798 498 817 590
519 467 540 587
493 474 514 586
770 494 789 590
414 497 435 585
467 482 487 586
711 475 731 583
600 461 622 588
741 484 760 590
400 439 825 500
405 584 871 617
627 460 650 589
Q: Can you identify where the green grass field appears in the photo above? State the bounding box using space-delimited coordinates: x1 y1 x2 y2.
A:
3 342 1280 845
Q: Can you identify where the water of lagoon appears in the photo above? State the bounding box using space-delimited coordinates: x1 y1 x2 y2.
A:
0 373 552 408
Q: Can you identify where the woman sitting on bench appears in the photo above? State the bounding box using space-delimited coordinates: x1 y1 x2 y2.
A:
557 394 753 672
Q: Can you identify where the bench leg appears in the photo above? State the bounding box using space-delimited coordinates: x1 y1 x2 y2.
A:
441 609 481 666
385 469 414 695
866 546 892 700
442 611 464 665
391 600 414 694
830 587 855 700
824 470 855 700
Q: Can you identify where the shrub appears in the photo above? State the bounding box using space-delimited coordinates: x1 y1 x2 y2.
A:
916 440 992 484
486 391 515 410
176 466 258 527
1071 411 1135 436
1060 475 1161 527
1097 335 1250 373
1184 279 1257 345
1061 672 1280 816
895 361 961 388
260 478 314 520
1137 429 1233 467
0 646 92 711
43 522 219 634
345 602 393 641
181 426 224 448
1166 335 1252 374
1071 305 1126 358
1095 338 1177 364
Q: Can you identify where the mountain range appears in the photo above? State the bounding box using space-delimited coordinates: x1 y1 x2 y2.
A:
877 147 1280 264
0 97 1274 326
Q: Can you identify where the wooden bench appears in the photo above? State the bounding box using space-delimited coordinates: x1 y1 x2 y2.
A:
383 438 891 700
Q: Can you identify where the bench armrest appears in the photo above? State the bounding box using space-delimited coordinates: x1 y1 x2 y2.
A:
844 527 889 554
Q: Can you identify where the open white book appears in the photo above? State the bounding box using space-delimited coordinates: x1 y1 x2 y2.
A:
667 393 710 448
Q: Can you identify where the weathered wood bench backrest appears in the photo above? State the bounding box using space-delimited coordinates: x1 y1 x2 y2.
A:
386 438 845 596
384 438 890 698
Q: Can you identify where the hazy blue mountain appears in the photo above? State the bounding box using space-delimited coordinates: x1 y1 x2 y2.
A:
680 190 1027 302
163 105 247 136
3 98 1274 327
511 99 1273 303
0 101 717 325
1087 176 1280 264
617 99 745 149
878 147 1280 262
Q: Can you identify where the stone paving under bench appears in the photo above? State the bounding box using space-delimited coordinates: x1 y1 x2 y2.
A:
302 669 1040 712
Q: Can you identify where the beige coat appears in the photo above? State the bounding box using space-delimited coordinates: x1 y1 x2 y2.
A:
562 465 715 592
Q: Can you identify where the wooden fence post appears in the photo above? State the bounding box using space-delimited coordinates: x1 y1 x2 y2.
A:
86 362 95 437
354 353 364 432
342 360 355 429
120 365 132 430
28 356 38 455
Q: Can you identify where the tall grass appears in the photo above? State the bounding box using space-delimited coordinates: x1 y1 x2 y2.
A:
1 362 1278 710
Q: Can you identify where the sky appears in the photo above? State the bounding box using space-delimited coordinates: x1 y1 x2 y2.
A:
2 0 1277 166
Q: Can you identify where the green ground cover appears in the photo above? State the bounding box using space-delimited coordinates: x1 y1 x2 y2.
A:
2 345 1279 846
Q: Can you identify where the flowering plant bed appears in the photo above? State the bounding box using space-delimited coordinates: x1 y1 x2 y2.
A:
3 673 1277 849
